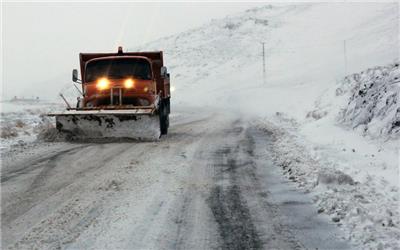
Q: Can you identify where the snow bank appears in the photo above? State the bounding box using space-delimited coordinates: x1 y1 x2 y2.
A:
0 101 62 150
260 113 400 250
337 63 400 140
292 62 400 249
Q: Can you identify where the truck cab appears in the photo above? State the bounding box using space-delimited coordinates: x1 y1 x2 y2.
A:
73 47 170 111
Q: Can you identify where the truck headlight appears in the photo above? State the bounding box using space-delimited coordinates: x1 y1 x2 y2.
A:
124 78 134 88
96 78 110 90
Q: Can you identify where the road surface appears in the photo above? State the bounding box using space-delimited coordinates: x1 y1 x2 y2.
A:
1 109 349 249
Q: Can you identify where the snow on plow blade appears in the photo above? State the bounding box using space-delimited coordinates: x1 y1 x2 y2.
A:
48 109 160 141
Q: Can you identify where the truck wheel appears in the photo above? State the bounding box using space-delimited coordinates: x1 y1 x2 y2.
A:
160 115 168 135
159 104 169 135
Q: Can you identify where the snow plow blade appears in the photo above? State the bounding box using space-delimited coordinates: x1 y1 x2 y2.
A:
48 109 160 141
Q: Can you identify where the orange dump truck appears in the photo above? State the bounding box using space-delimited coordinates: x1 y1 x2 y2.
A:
49 47 171 140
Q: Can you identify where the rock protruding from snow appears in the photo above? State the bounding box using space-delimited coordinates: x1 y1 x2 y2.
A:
337 63 400 139
317 170 355 186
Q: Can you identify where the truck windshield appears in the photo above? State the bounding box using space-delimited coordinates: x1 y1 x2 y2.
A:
85 58 152 82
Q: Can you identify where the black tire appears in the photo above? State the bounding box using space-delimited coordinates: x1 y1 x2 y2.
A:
56 121 63 131
159 103 169 135
160 115 169 135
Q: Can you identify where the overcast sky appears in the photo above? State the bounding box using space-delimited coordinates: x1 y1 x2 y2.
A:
2 2 268 100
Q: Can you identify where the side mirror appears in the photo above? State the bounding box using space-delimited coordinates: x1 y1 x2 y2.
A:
160 66 167 77
72 69 79 82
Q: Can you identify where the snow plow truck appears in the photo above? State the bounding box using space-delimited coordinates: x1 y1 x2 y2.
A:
49 47 171 140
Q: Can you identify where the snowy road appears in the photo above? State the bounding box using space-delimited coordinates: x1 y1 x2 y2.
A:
1 109 349 249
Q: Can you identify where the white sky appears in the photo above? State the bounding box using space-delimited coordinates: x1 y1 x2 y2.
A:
2 2 266 100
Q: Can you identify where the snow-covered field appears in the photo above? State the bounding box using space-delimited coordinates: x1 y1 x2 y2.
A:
0 100 63 150
1 2 399 249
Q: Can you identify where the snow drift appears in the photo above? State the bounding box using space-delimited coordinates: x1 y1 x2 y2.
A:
0 101 61 150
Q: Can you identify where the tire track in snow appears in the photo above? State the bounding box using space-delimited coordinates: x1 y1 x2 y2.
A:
2 111 350 249
2 143 136 248
207 123 306 249
240 127 303 249
207 124 263 250
1 146 86 227
1 146 84 183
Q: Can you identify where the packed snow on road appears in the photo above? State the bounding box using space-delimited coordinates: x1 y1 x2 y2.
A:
1 3 399 250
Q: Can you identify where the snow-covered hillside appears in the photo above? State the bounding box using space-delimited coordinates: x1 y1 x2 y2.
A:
138 3 398 116
337 63 400 140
